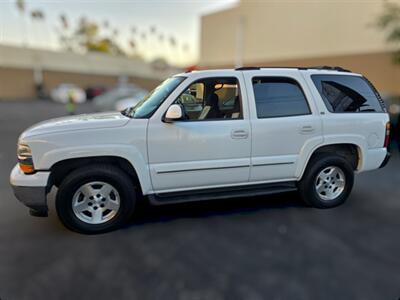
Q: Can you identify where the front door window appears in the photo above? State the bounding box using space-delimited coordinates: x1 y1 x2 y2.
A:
175 77 242 121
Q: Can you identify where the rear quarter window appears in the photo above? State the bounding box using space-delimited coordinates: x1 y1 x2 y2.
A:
311 75 385 113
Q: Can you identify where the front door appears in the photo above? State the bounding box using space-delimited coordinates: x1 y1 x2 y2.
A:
147 74 251 193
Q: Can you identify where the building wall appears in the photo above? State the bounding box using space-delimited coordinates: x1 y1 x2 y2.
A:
43 70 161 94
0 67 161 100
0 67 34 99
200 0 395 67
200 0 400 95
201 51 400 95
200 7 239 68
255 51 400 96
0 44 178 100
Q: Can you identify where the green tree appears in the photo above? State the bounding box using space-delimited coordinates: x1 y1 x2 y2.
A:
57 15 125 55
377 1 400 63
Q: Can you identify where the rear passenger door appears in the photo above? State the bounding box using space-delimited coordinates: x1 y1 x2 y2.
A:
243 70 323 182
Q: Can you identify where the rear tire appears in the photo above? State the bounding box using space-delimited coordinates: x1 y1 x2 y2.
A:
56 164 136 234
298 154 354 208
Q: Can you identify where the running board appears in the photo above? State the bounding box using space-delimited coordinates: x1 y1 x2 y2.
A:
148 182 297 205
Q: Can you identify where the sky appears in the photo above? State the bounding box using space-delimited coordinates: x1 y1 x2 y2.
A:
0 0 238 66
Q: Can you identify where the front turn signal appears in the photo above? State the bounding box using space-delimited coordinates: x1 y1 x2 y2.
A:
19 162 35 174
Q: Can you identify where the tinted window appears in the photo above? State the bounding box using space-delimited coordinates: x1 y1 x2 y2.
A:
252 77 310 118
311 75 384 113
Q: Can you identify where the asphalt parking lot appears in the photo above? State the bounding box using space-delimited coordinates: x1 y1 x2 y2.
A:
0 100 399 300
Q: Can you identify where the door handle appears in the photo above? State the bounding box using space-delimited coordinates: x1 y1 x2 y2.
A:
231 129 249 139
299 125 315 134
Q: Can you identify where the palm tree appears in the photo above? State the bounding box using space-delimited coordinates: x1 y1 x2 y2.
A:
30 9 45 48
168 35 177 65
149 25 157 60
182 43 190 66
57 13 72 51
15 0 28 47
129 39 138 57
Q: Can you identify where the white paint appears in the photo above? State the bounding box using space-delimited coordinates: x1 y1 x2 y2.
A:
10 68 389 197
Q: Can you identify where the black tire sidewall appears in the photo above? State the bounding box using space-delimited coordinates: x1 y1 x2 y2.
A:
56 165 136 234
299 155 354 208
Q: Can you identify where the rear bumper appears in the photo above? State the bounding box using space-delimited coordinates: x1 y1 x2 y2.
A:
379 152 391 169
9 164 50 217
360 148 388 172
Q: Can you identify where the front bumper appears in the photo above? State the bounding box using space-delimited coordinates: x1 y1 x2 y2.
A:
10 164 50 217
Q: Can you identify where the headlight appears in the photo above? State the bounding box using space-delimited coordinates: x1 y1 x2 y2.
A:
17 143 35 174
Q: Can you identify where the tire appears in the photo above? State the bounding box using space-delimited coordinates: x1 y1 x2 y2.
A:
56 164 136 234
298 154 354 208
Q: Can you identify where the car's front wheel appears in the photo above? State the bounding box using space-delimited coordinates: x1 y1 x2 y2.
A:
298 154 354 208
56 165 136 234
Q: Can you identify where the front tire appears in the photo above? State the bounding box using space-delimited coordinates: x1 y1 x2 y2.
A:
56 165 136 234
298 154 354 208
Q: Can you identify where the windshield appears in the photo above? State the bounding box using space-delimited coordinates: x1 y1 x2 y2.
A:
125 76 186 118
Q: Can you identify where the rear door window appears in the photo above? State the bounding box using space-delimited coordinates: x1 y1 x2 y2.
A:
252 77 310 118
311 75 385 113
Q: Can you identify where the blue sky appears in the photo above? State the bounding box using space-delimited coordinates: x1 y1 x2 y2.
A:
0 0 238 66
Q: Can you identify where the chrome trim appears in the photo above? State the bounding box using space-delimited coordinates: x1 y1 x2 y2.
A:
252 162 294 167
157 164 249 174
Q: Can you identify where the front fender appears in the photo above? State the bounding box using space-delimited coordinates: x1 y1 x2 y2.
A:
37 144 152 195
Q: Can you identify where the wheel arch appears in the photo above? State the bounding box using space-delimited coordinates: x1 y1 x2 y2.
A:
48 156 145 195
297 143 362 180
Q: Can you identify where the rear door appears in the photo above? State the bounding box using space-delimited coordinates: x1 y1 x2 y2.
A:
242 69 323 182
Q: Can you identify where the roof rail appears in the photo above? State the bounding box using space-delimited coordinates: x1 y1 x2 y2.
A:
298 66 352 72
235 66 351 72
235 67 260 71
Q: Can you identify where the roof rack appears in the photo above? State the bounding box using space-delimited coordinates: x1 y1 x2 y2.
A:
298 66 352 72
235 67 260 71
235 66 351 72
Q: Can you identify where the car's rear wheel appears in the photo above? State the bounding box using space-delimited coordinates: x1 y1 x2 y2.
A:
56 165 136 234
298 154 354 208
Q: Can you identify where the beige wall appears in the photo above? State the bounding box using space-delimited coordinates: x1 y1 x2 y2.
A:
0 67 161 100
43 70 160 92
200 0 400 95
202 51 400 95
200 7 239 68
0 44 179 100
0 67 34 99
200 0 396 67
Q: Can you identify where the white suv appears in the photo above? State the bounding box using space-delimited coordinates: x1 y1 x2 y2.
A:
10 67 391 233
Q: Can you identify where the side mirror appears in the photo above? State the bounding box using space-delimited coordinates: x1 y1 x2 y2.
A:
164 104 183 122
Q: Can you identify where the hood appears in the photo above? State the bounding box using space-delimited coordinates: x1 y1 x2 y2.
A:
21 112 130 138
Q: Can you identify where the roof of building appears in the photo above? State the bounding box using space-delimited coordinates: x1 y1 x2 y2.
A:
0 44 181 80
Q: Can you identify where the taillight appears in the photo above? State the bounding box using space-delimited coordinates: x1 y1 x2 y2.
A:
384 122 390 148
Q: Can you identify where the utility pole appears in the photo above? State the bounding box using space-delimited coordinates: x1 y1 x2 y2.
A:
235 15 245 68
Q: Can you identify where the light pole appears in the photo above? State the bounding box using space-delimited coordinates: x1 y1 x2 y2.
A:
235 15 245 68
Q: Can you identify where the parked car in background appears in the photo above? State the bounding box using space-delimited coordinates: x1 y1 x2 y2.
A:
93 84 148 111
85 86 107 100
114 91 148 111
50 84 87 104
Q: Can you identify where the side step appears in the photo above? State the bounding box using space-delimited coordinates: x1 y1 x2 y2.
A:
148 182 297 205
